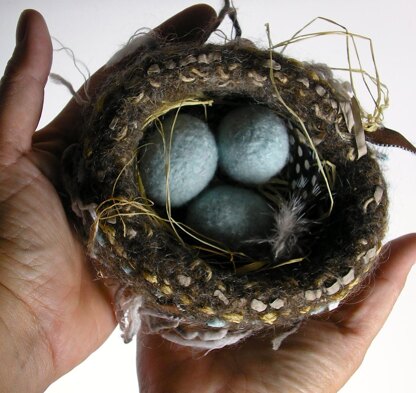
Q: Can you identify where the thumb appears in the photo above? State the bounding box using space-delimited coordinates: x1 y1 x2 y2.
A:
327 233 416 342
0 10 52 164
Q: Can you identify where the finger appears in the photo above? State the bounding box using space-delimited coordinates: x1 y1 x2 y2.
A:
154 3 217 43
0 10 52 164
327 233 416 342
34 4 217 151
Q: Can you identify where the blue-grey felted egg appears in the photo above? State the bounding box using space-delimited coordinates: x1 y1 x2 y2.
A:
139 113 218 207
217 105 290 185
186 185 274 247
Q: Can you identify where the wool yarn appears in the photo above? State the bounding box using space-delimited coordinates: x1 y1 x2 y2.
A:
62 39 389 348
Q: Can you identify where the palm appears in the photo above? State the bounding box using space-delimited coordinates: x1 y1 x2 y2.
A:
138 320 356 392
0 6 218 387
138 232 416 393
0 133 115 377
0 10 117 385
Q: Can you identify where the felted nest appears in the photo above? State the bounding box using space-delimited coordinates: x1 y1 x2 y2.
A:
62 6 389 349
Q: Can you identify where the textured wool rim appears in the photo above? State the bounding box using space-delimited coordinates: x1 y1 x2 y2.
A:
62 38 388 344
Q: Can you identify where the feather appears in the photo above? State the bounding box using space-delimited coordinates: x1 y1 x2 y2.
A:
247 194 315 261
269 196 312 259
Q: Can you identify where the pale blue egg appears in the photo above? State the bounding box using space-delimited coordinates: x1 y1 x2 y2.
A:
218 105 289 185
186 185 273 248
139 114 218 207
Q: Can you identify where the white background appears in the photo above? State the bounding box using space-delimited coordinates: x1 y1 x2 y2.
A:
0 0 415 392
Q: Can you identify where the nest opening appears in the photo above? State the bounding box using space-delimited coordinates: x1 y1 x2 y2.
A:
135 99 330 273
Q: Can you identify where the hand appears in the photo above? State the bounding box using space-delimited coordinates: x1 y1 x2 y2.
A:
0 5 216 392
0 9 115 392
1 5 414 393
137 234 416 393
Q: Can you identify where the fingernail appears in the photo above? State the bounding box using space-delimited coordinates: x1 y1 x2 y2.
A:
16 10 30 44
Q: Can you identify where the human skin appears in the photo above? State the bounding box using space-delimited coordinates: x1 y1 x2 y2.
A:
0 4 414 393
137 233 416 393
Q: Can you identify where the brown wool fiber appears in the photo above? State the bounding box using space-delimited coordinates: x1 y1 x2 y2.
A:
62 32 388 344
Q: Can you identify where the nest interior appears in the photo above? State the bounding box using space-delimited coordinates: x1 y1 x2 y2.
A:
62 40 388 337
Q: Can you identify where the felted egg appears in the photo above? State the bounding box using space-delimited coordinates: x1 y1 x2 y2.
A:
186 185 274 247
217 105 290 185
139 113 218 207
